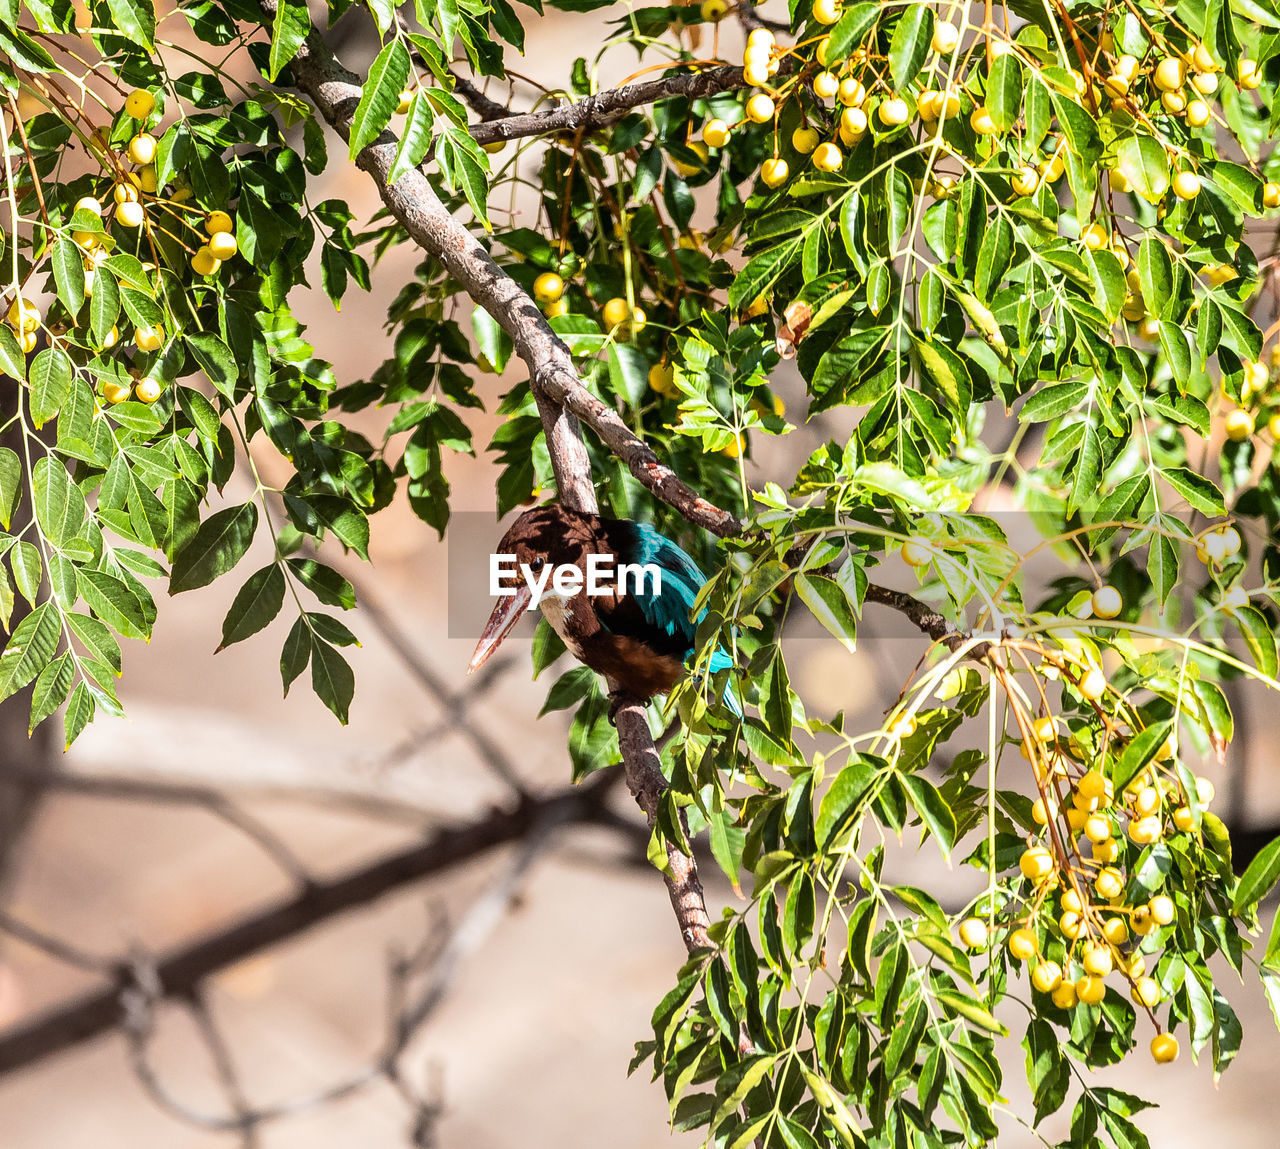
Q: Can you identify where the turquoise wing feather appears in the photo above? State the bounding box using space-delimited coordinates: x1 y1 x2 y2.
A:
623 522 741 715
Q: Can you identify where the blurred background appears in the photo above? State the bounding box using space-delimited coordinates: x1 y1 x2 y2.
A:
2 4 1280 1147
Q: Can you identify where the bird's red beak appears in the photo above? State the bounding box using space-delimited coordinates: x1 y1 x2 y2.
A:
468 583 534 672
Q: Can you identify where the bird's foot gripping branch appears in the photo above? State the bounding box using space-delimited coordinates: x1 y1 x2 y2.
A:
6 0 1280 1143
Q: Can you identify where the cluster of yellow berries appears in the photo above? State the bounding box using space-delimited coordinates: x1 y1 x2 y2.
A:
956 717 1219 1064
532 270 646 341
4 295 41 354
75 88 240 284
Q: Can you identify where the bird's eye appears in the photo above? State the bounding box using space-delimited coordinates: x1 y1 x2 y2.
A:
531 557 546 571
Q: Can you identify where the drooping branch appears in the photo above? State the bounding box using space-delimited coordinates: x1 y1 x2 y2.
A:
862 583 994 659
469 64 754 147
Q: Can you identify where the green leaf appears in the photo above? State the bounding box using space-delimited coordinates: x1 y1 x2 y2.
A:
89 267 121 346
0 326 25 381
28 651 73 733
105 0 155 49
51 238 85 313
280 616 311 695
77 569 149 639
1112 721 1172 792
389 88 434 182
169 502 258 593
1234 836 1280 912
974 217 1013 301
988 52 1022 132
268 0 310 80
815 757 875 847
1138 237 1174 316
32 456 87 548
287 559 356 609
1163 466 1225 515
68 612 122 673
348 39 411 160
1116 135 1169 203
902 774 956 858
63 681 95 748
0 603 60 704
823 2 878 60
219 564 286 650
1234 605 1279 677
887 3 932 90
935 989 1007 1035
795 573 857 652
185 332 238 399
1021 380 1087 422
311 638 355 723
0 447 22 529
28 346 72 429
9 541 42 606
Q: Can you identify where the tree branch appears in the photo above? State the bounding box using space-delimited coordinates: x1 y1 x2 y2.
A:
469 64 754 147
861 583 994 660
0 772 615 1077
614 697 711 951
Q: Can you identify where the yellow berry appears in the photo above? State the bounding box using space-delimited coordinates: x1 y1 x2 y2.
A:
134 323 165 352
1091 585 1122 619
812 0 841 24
761 157 789 187
1059 911 1085 939
127 132 156 166
544 298 569 319
1186 99 1211 126
1192 70 1219 94
970 106 996 135
1011 166 1039 197
103 380 132 404
745 94 776 123
1061 889 1084 914
839 107 868 138
1150 1034 1179 1063
1019 846 1055 883
958 917 988 949
702 118 731 148
138 165 158 194
1132 905 1154 935
1129 816 1163 844
205 210 234 236
1153 57 1186 92
1079 667 1106 701
113 181 138 205
1093 840 1120 867
838 77 866 106
1102 916 1129 945
1265 182 1280 209
1172 171 1201 200
1162 91 1187 113
1225 409 1255 441
791 126 820 154
1031 960 1063 993
699 0 728 20
124 88 155 119
1076 975 1106 1005
1084 814 1111 843
1031 798 1049 825
190 246 221 276
1195 776 1215 805
1148 894 1175 926
135 376 163 403
1192 43 1216 71
114 200 144 228
813 71 840 99
648 363 675 395
1051 981 1078 1009
1008 927 1037 961
533 271 565 303
207 231 238 261
1239 58 1262 89
1173 806 1194 832
931 20 959 53
1082 943 1113 977
74 195 103 216
396 89 413 115
1133 977 1161 1007
1095 867 1124 900
812 142 843 172
878 98 909 126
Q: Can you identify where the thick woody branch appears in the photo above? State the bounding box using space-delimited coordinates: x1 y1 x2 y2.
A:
267 5 738 535
470 64 753 147
613 697 711 951
0 775 614 1077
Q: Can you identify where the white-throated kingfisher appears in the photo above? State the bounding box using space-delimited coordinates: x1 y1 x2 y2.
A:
468 504 740 712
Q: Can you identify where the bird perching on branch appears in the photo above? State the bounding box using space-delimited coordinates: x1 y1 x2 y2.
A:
469 504 740 713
